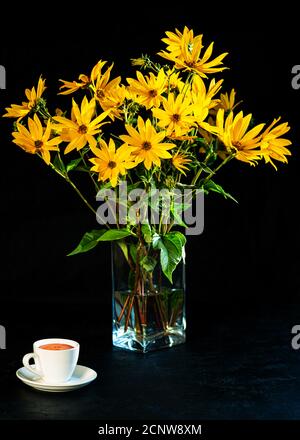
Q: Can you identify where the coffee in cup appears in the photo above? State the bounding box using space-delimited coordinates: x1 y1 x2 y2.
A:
22 338 79 383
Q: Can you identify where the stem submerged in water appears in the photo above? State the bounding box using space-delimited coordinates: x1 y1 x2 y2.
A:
113 232 184 348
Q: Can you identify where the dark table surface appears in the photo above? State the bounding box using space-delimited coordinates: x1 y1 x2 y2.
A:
1 300 300 422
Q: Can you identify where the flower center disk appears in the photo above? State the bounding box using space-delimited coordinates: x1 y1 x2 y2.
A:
142 141 152 151
172 114 181 122
34 140 43 149
185 61 196 68
148 89 157 98
233 141 242 148
97 90 105 99
78 124 87 134
108 161 117 169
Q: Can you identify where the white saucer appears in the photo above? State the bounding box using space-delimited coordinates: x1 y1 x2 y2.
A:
16 365 97 392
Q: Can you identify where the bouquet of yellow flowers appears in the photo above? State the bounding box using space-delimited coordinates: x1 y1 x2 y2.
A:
3 27 292 352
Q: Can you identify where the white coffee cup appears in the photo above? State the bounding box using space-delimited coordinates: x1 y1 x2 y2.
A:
22 338 79 383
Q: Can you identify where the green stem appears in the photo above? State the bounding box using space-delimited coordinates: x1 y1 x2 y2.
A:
158 211 163 235
200 154 235 186
66 177 97 215
79 150 99 191
148 60 160 73
191 167 202 186
166 220 174 233
182 72 195 99
37 107 52 122
107 199 119 229
191 147 214 186
48 161 97 215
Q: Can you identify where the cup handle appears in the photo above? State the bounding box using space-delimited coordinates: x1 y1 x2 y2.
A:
22 353 43 377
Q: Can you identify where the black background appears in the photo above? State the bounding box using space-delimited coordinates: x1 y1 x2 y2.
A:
0 5 300 429
0 9 298 305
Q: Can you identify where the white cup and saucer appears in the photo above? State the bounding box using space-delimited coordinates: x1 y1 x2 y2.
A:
16 338 97 392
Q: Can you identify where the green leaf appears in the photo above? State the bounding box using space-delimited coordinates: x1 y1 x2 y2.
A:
161 240 181 283
129 244 137 263
206 152 218 166
81 146 90 155
203 180 238 203
152 233 183 283
140 255 157 272
73 166 91 173
68 229 132 256
53 154 66 174
171 200 191 227
117 240 129 262
141 223 152 244
153 237 168 277
165 231 186 265
98 229 132 241
152 232 161 249
165 231 186 254
67 229 106 256
199 162 214 174
66 158 82 172
172 208 188 228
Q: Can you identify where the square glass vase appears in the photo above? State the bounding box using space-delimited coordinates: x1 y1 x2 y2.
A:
112 243 186 353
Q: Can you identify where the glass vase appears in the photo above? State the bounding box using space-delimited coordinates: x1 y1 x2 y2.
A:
112 242 186 353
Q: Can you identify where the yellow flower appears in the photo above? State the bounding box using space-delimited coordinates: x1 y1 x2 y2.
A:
188 76 222 134
59 74 90 95
172 152 192 175
190 87 207 121
164 68 185 93
89 138 136 187
198 116 216 149
168 135 197 141
53 97 109 154
152 93 195 137
12 114 61 164
260 118 292 169
119 117 175 170
127 70 166 109
59 60 106 95
217 89 242 112
90 60 108 83
216 109 265 165
192 76 223 110
92 63 118 101
55 108 64 116
160 27 196 60
3 77 46 120
89 62 125 120
131 57 147 67
158 27 228 78
99 84 126 121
